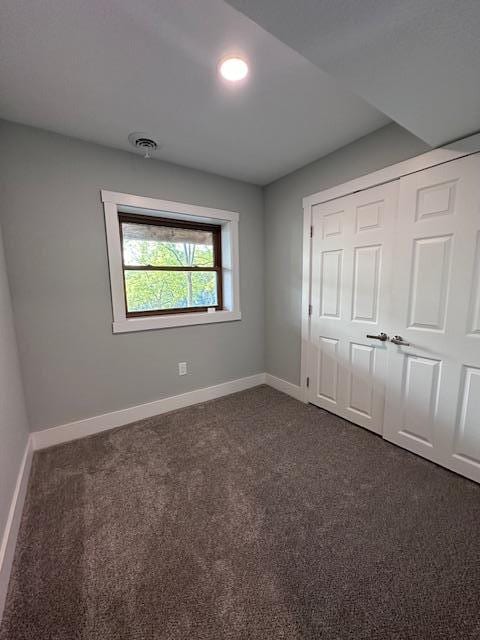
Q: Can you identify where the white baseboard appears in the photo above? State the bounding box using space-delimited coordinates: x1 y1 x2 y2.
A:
265 373 304 402
32 372 308 451
0 437 33 621
32 373 267 450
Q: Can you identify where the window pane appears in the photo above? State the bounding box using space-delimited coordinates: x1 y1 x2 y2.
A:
122 222 215 267
124 270 218 312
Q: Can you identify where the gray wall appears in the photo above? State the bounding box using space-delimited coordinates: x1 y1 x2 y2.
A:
0 222 30 603
263 123 430 385
0 119 430 433
0 121 264 431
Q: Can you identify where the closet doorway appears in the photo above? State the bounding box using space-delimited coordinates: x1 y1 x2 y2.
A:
303 152 480 483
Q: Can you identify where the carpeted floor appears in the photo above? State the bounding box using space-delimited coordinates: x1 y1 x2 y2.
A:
1 385 480 639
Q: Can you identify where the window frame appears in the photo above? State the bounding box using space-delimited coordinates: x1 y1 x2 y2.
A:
101 190 241 333
119 212 224 317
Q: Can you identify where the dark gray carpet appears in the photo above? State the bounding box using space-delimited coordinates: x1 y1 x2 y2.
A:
1 385 480 639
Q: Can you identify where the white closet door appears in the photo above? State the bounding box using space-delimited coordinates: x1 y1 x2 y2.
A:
384 154 480 482
308 182 398 434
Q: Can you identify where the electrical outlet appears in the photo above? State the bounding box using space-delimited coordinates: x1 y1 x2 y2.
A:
178 362 187 376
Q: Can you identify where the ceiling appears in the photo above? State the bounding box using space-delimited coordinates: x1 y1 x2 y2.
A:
0 0 389 185
225 0 480 147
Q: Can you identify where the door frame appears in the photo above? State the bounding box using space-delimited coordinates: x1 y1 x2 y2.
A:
300 132 480 403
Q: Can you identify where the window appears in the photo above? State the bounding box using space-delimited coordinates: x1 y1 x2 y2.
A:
119 214 223 316
102 190 241 332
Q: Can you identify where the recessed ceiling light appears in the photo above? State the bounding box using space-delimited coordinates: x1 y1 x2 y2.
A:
218 57 249 82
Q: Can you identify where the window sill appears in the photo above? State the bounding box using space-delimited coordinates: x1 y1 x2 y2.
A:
113 309 241 333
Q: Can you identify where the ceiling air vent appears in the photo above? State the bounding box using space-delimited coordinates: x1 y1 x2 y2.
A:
128 132 159 158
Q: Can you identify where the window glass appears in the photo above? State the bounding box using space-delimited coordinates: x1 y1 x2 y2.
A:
124 271 218 313
119 215 222 316
122 222 214 268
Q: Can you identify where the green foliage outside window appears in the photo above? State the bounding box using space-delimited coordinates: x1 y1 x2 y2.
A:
123 239 217 312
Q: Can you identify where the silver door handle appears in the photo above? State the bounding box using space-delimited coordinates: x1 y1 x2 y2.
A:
391 335 410 346
366 332 388 342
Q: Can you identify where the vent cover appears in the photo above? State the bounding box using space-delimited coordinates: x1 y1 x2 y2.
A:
128 132 159 158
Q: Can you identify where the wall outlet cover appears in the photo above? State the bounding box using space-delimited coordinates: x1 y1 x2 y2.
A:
178 362 187 376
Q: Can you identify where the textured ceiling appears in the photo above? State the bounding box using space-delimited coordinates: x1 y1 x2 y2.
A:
0 0 389 184
225 0 480 146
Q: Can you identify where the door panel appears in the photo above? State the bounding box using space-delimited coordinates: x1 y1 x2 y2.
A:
352 244 381 322
408 235 452 330
320 250 343 317
347 342 375 418
400 354 440 446
454 365 480 465
355 200 383 232
308 182 398 434
415 179 457 220
384 154 480 482
316 336 339 406
467 232 480 335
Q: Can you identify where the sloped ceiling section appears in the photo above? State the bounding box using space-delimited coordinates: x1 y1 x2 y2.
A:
225 0 480 146
0 0 389 185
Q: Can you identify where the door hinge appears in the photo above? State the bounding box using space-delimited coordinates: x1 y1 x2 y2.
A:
306 377 310 388
308 304 312 316
310 226 313 238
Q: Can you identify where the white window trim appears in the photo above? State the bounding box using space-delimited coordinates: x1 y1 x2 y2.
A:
101 190 241 333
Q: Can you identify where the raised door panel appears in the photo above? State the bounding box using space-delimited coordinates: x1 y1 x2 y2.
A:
322 210 343 239
408 235 452 331
315 336 339 406
415 179 458 221
467 232 480 336
453 366 480 469
320 250 343 318
399 355 441 447
355 200 383 232
347 342 375 418
352 245 381 323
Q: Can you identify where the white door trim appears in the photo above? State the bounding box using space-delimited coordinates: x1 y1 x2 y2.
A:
302 133 480 209
299 204 312 403
300 133 480 401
